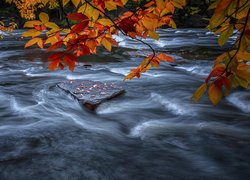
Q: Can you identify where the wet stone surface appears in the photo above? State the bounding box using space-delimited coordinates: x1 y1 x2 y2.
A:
57 80 125 110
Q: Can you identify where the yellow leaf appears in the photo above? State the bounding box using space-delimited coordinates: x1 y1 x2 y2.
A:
235 75 249 88
172 1 184 9
78 4 99 22
41 0 49 5
141 17 158 31
23 20 42 28
44 36 58 45
191 83 207 102
169 19 176 28
148 31 159 40
45 22 60 30
39 12 49 23
62 0 70 6
208 1 219 10
102 38 112 52
22 29 42 37
71 0 80 8
174 0 186 7
25 38 43 48
97 18 113 26
105 1 117 11
121 0 128 5
208 83 222 105
218 24 233 46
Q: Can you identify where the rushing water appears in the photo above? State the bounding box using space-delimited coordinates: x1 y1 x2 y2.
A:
0 29 249 179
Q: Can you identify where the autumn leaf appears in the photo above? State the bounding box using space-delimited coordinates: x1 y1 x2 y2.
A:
157 53 174 63
48 41 63 51
48 52 64 61
71 0 80 8
206 65 225 83
71 20 89 33
208 82 222 105
45 22 60 30
218 25 233 46
48 59 60 71
25 38 43 48
149 31 159 40
22 29 42 38
39 12 49 24
102 38 112 51
67 13 88 21
191 83 207 102
64 53 77 71
23 20 42 28
62 0 70 6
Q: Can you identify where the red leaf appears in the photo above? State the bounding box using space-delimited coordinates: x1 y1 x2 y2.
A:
48 59 60 71
48 41 63 51
206 66 225 83
48 52 64 61
34 25 41 31
67 13 88 21
64 53 78 62
59 63 64 70
80 44 90 55
63 54 76 71
71 20 89 33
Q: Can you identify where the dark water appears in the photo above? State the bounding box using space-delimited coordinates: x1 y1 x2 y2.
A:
0 29 249 179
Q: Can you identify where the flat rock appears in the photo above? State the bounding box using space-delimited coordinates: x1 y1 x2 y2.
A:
57 80 125 111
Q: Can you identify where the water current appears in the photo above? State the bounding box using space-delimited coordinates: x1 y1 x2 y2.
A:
0 29 249 179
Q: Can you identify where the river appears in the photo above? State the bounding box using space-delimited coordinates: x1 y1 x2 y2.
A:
0 29 249 179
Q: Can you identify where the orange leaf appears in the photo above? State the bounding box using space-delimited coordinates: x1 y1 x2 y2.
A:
215 0 232 13
208 82 222 105
157 53 174 62
150 58 160 68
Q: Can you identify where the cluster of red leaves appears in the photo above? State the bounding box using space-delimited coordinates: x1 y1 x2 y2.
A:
21 0 184 74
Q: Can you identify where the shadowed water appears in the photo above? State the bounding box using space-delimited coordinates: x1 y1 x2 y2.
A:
0 29 249 179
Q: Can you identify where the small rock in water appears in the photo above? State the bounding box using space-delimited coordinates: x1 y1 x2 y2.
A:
57 80 125 111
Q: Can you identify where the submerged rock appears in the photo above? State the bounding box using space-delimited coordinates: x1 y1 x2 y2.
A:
57 80 125 111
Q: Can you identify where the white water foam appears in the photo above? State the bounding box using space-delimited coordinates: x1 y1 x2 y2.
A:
227 92 250 113
130 120 250 140
10 96 44 113
151 93 195 116
176 65 211 76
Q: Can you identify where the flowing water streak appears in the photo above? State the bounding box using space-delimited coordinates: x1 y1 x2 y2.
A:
0 29 249 179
